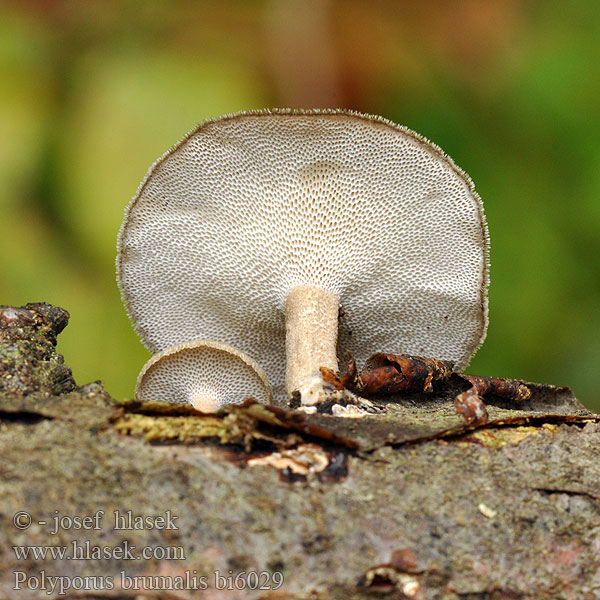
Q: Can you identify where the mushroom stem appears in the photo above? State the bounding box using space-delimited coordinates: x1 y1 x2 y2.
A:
190 394 219 413
285 284 340 403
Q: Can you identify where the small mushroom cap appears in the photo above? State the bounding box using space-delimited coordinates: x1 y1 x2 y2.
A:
135 340 272 411
118 109 489 402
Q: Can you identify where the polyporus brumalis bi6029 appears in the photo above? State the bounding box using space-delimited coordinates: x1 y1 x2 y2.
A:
117 109 489 406
135 340 272 412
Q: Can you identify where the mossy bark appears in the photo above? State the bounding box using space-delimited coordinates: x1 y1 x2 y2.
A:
1 304 599 600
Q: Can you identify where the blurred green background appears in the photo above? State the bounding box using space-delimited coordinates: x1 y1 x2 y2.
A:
1 0 598 409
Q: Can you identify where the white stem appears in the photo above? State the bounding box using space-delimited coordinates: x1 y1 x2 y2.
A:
285 284 339 402
190 393 218 413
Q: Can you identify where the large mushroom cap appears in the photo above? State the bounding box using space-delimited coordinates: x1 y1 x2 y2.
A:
118 109 489 403
135 339 272 412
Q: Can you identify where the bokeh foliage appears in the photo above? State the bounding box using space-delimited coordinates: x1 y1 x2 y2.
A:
1 1 598 409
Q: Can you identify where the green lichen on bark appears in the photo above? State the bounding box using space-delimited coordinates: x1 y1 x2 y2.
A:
1 303 599 600
0 303 75 397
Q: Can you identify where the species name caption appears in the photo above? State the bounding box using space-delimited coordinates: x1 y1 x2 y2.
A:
12 510 284 595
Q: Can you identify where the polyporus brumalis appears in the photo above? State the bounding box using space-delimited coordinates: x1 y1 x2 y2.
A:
117 109 489 406
135 340 272 412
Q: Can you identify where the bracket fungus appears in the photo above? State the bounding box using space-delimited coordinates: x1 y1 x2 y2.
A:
135 340 272 413
117 109 489 406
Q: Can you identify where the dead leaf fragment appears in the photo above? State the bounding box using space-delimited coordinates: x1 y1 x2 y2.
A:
454 387 490 426
342 353 454 396
460 374 532 403
330 353 536 423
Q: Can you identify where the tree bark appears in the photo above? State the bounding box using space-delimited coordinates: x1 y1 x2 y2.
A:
1 303 599 600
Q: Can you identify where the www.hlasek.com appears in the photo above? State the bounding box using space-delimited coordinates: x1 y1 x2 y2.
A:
13 539 185 561
13 571 285 595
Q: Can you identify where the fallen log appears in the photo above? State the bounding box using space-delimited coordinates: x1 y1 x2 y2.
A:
1 303 599 600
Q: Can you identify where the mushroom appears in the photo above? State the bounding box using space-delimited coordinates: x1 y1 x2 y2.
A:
135 340 272 412
117 109 489 406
